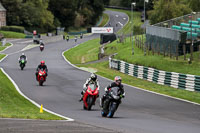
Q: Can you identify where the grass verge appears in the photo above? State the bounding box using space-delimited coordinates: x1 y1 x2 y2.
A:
99 13 109 27
0 43 12 52
0 54 6 60
64 38 100 64
0 67 64 120
63 38 200 104
0 51 64 119
0 31 26 38
104 37 200 76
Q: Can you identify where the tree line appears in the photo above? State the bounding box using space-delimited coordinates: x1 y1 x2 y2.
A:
0 0 105 32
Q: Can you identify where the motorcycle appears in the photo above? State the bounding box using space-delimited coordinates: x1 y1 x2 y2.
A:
40 44 44 51
83 84 99 110
19 58 26 70
101 87 124 118
37 69 47 86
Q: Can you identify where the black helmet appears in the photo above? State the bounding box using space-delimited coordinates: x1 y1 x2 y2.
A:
91 73 97 81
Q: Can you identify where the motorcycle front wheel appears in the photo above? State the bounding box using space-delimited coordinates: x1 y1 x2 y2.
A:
87 96 93 110
39 78 44 86
108 102 118 118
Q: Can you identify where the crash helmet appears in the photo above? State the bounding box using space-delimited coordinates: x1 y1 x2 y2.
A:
22 53 25 56
91 73 97 81
41 60 45 66
114 76 122 85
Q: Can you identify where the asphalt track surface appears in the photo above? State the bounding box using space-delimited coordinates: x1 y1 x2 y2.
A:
1 10 200 133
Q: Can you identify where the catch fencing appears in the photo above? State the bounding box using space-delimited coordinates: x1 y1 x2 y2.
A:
109 57 200 92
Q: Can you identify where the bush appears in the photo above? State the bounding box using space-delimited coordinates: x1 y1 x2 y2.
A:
1 26 25 33
133 25 144 35
0 31 26 38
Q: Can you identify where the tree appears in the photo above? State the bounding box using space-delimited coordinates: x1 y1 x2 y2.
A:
189 0 200 12
20 0 54 31
149 0 191 24
103 0 110 6
89 0 104 25
49 0 104 29
49 0 77 29
0 0 22 25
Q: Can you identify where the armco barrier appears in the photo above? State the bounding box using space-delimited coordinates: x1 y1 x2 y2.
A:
109 57 200 92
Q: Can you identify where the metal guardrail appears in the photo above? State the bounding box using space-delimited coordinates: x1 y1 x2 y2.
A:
109 57 200 92
154 12 200 28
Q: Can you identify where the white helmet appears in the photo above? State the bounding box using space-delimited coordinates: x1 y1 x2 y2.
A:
22 53 25 56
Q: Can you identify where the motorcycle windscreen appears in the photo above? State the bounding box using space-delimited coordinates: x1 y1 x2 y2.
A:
110 87 120 96
88 84 97 91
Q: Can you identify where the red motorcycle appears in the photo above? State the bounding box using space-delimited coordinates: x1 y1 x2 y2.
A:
83 84 99 110
37 69 46 86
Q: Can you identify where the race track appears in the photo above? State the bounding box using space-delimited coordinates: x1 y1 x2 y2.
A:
1 10 200 133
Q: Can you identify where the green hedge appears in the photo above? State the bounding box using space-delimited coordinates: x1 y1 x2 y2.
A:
0 31 26 38
1 26 25 33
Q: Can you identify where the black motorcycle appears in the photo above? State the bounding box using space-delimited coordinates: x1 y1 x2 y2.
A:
101 87 124 118
19 58 26 70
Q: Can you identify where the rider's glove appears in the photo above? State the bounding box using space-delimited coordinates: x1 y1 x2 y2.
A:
104 87 108 93
120 92 125 98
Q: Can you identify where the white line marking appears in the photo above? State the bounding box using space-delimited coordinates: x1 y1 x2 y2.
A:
0 118 72 122
0 43 74 121
21 44 38 51
104 12 110 27
0 43 13 53
19 40 33 44
0 68 74 121
62 40 200 106
116 15 119 17
118 22 123 26
0 55 8 63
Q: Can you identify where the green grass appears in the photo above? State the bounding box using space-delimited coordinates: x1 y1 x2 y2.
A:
0 31 26 38
104 37 200 76
0 69 64 120
99 13 109 27
0 45 64 119
64 36 200 104
106 8 143 34
77 62 200 104
64 38 100 64
63 8 200 104
0 43 12 52
0 54 6 60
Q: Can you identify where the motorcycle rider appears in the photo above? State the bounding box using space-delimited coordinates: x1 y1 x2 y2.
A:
18 53 27 63
79 73 100 101
35 60 48 81
100 76 125 107
40 40 44 47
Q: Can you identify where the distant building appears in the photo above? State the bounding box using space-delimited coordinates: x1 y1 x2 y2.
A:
0 2 6 27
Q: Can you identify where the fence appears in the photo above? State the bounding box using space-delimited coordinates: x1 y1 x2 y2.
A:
109 57 200 92
154 12 200 28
